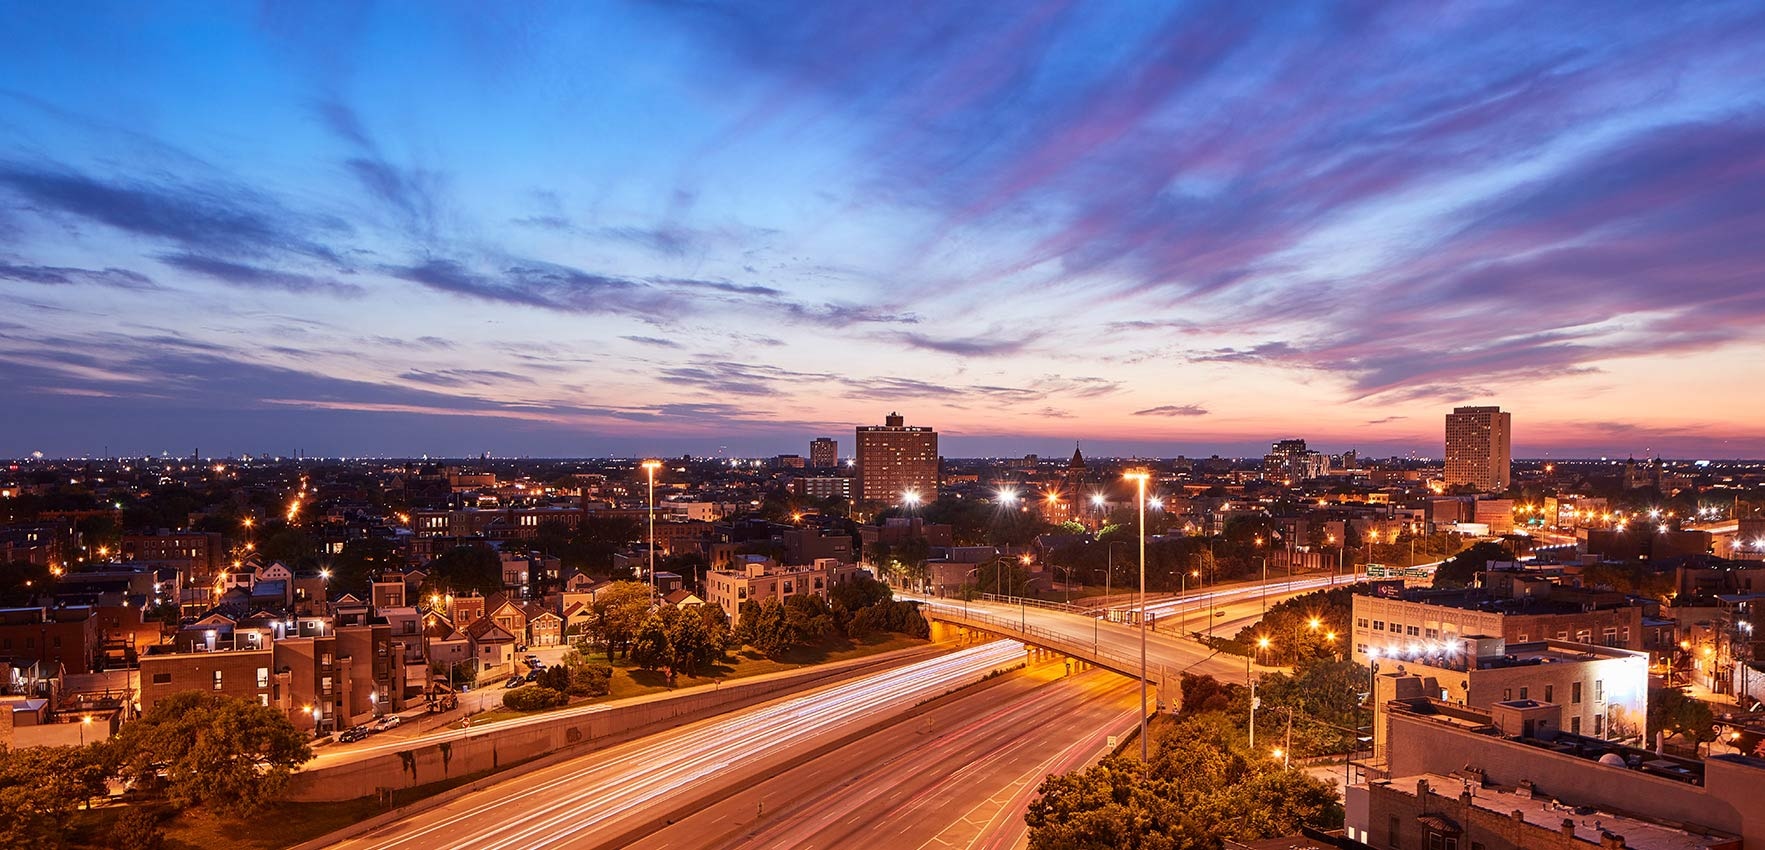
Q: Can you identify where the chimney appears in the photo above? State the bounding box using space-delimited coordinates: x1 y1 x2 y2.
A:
1601 834 1626 849
1561 818 1576 837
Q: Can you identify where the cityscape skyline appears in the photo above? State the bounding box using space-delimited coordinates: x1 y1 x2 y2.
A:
4 3 1765 459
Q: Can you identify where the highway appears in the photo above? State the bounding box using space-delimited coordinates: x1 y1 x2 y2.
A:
639 664 1140 850
333 640 1029 850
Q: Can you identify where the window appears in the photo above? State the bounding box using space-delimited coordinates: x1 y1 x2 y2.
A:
322 676 333 695
152 672 171 684
1503 688 1512 701
1545 685 1554 703
1571 716 1582 734
321 653 334 666
783 582 794 594
257 667 269 688
1519 687 1529 699
1387 816 1401 850
1358 618 1369 628
1425 628 1439 640
1577 629 1591 643
1572 682 1582 704
1517 634 1528 642
1427 834 1459 850
1594 713 1604 736
212 671 223 690
1594 680 1603 702
1407 626 1420 636
1373 621 1384 631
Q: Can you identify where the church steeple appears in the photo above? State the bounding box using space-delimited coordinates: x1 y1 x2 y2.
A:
1068 442 1086 471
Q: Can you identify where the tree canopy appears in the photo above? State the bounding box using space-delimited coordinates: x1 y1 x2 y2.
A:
0 744 110 848
110 691 312 816
1026 709 1339 849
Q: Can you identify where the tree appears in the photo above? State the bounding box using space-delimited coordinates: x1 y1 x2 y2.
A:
630 612 672 672
752 599 793 657
697 603 732 656
111 691 312 816
1649 686 1716 748
423 543 504 597
590 581 654 661
732 599 763 649
0 744 110 848
1432 541 1513 588
667 608 714 679
783 594 835 644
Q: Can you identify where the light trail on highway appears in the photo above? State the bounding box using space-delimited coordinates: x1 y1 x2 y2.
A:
640 667 1141 850
338 640 1027 850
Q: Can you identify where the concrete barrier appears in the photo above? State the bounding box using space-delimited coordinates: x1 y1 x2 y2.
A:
286 645 944 802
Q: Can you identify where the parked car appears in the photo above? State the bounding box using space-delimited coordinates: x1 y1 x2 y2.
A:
337 726 369 744
503 675 524 689
523 655 541 667
375 715 402 731
524 668 541 682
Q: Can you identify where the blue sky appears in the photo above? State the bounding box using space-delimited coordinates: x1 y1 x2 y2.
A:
2 2 1764 459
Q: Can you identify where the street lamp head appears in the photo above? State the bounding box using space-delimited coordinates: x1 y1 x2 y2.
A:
1122 470 1150 483
1091 494 1106 507
1256 636 1271 650
997 488 1017 504
902 489 922 506
641 459 662 472
1148 497 1163 510
82 715 92 725
319 569 331 580
1308 618 1322 630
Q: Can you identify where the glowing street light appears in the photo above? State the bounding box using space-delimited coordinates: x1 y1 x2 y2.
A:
996 488 1018 505
901 489 922 508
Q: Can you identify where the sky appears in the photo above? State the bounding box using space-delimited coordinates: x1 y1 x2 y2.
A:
2 2 1764 461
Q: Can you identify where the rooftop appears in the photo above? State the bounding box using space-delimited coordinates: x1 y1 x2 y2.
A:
1387 773 1733 850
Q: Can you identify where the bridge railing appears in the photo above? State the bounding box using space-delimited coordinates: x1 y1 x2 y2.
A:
925 604 1152 678
977 593 1087 615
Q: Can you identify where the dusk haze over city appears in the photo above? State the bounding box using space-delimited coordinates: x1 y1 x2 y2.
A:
4 5 1765 850
4 2 1764 459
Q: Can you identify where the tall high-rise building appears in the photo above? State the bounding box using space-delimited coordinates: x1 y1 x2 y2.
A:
855 412 938 506
809 437 838 469
1445 406 1512 491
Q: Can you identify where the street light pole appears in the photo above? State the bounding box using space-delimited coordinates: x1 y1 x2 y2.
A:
642 459 662 602
1124 469 1151 763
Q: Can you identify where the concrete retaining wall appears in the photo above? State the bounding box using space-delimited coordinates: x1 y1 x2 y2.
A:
287 646 940 802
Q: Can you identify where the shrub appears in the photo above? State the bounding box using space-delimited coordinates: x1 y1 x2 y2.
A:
502 686 567 711
110 807 165 850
